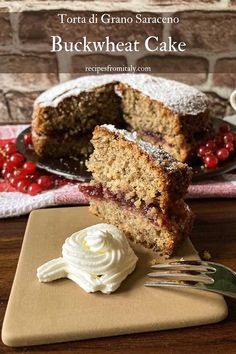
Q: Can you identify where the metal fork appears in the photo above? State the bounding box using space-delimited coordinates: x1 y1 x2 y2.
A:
144 260 236 299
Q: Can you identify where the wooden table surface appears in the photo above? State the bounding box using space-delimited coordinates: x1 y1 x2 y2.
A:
1 200 236 354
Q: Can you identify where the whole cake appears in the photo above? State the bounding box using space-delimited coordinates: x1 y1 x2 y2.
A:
32 74 210 162
81 124 194 257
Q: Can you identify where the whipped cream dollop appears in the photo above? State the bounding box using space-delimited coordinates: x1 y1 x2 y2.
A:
37 224 138 294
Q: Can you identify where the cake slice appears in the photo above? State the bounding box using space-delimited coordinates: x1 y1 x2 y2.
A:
81 124 194 257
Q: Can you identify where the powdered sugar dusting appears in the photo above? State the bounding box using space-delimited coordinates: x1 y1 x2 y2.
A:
102 124 188 172
35 74 207 116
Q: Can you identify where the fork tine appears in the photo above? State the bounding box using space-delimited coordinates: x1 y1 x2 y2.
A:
151 263 216 273
147 272 214 284
144 281 197 289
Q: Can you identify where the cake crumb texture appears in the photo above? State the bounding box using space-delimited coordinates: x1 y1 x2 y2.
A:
86 125 192 212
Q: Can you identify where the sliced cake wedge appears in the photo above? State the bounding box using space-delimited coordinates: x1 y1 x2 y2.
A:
81 124 194 257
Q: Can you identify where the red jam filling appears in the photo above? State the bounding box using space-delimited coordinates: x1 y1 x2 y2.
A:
80 183 170 228
141 131 174 148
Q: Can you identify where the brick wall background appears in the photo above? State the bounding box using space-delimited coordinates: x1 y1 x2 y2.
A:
0 0 235 124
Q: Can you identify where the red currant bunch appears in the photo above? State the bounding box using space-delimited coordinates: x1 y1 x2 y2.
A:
197 123 236 169
0 132 72 195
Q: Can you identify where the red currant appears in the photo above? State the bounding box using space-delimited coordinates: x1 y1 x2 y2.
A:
13 168 27 179
204 154 218 168
0 154 5 169
3 160 15 173
225 141 234 152
2 170 12 180
37 175 54 190
28 183 42 196
17 179 31 193
216 148 229 161
223 132 234 144
219 123 230 134
197 146 211 157
23 133 33 146
10 176 23 188
4 142 17 156
26 171 41 182
205 140 216 151
23 161 36 175
10 153 25 168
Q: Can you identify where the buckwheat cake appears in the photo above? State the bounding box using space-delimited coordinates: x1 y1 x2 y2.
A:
32 74 210 162
81 124 194 257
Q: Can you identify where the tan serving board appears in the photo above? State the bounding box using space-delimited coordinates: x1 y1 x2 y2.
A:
2 207 228 347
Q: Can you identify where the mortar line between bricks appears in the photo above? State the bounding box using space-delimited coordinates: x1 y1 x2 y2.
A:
162 12 172 43
9 11 20 48
3 91 13 121
57 50 73 77
206 58 218 91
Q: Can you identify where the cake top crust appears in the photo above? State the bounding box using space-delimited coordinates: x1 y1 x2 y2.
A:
35 74 207 116
101 124 190 173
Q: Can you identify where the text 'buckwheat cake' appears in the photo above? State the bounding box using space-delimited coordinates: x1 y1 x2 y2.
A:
32 74 210 162
81 124 194 257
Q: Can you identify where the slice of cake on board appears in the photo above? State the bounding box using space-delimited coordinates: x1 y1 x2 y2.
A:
81 124 194 257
